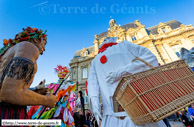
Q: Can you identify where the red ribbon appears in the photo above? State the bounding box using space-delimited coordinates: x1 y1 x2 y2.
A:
98 42 118 54
85 81 88 96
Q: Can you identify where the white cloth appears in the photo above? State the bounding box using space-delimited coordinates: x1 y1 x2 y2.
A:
180 47 194 67
54 104 62 117
87 39 166 127
101 115 166 127
63 108 68 122
75 98 82 112
60 82 75 90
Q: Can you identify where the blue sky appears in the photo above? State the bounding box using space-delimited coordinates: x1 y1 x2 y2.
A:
0 0 194 87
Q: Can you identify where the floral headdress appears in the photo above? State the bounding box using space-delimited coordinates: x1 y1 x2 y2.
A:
0 26 47 57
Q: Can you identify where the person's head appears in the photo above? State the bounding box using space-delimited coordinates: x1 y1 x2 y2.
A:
85 109 88 114
191 103 194 109
78 91 83 98
87 109 91 114
29 37 46 55
180 108 186 115
1 26 47 56
15 27 47 55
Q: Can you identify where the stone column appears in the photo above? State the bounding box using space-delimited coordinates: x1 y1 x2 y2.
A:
161 45 172 63
94 41 99 53
147 42 164 64
93 34 99 54
126 34 132 42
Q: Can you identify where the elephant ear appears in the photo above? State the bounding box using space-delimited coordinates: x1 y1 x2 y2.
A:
180 48 190 60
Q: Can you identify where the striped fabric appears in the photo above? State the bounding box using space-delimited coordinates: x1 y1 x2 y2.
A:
0 101 27 126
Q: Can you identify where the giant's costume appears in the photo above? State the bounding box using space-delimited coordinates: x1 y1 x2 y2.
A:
0 27 47 121
87 37 166 127
0 57 34 119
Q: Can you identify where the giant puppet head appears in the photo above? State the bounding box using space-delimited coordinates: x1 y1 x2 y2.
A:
180 47 194 68
99 37 118 49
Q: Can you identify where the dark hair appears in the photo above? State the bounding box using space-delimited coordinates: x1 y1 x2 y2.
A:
78 91 83 98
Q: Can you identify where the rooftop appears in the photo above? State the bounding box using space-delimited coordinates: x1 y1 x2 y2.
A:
73 19 182 57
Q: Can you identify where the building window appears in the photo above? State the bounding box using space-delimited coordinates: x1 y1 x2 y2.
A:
82 67 87 79
131 36 137 41
161 27 167 33
81 49 88 57
171 45 181 57
83 52 86 56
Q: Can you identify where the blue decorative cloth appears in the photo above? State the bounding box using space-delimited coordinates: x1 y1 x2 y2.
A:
31 106 43 119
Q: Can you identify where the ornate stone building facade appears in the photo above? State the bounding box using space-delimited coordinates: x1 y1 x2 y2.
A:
69 19 194 109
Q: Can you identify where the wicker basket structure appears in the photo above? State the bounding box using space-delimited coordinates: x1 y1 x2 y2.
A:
114 59 194 125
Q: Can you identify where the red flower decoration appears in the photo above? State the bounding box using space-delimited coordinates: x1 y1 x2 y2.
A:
3 39 9 46
100 55 107 64
42 34 46 38
54 65 69 78
25 27 33 31
8 39 12 43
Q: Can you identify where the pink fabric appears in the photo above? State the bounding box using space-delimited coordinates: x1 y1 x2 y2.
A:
69 92 76 110
47 83 60 93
